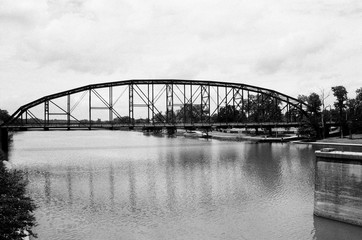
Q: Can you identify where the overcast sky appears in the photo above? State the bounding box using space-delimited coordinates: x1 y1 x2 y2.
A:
1 0 362 114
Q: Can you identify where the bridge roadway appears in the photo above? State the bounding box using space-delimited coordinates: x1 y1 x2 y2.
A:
6 121 302 131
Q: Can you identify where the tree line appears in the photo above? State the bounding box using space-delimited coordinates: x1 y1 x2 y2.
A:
114 93 290 125
298 86 362 139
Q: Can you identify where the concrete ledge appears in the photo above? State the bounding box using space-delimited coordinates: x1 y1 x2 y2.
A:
316 150 362 162
314 208 362 227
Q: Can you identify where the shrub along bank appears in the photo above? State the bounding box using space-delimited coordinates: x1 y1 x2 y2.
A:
0 157 37 239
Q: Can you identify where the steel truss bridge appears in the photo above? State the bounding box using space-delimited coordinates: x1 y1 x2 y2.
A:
2 79 310 131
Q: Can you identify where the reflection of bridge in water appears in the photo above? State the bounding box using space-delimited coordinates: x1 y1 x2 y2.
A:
3 79 310 131
28 142 296 213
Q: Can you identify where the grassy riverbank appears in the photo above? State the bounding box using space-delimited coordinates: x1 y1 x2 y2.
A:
316 134 362 145
292 134 362 152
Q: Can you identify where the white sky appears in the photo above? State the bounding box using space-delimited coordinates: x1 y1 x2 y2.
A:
1 0 362 114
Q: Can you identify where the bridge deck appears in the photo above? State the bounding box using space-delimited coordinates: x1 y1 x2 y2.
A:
5 122 305 130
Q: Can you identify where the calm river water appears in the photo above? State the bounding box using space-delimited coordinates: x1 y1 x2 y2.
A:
8 130 362 240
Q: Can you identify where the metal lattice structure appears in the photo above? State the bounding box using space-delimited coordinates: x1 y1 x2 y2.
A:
3 79 310 130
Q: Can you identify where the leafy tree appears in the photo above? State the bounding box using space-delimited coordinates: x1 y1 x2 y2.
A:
175 104 193 123
308 93 322 138
331 86 348 136
307 93 322 113
332 86 348 109
216 105 246 123
0 109 10 124
166 109 176 123
246 94 282 123
355 88 362 125
113 116 130 124
284 95 307 122
297 94 308 104
297 92 322 139
0 162 37 239
298 119 318 139
346 98 358 136
175 104 208 123
245 94 258 122
346 88 362 135
153 111 166 123
356 87 362 102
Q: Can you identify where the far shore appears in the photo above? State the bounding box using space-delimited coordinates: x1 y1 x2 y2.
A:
179 129 362 147
297 134 362 148
179 128 302 143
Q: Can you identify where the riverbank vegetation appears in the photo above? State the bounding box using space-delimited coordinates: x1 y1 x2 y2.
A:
0 159 37 239
0 109 10 125
298 86 362 140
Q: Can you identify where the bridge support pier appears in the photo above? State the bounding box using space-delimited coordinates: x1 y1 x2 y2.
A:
314 149 362 226
0 127 9 153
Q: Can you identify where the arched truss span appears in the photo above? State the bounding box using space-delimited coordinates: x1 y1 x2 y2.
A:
3 79 310 129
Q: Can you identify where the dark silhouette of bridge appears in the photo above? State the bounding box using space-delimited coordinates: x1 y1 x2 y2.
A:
2 79 310 131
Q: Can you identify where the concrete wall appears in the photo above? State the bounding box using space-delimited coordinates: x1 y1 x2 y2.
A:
314 149 362 226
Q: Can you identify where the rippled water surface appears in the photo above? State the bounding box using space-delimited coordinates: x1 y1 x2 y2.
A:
8 131 362 240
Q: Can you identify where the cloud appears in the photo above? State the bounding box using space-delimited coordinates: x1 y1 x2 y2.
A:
9 0 272 75
255 31 335 74
1 0 362 114
0 0 46 25
10 0 153 74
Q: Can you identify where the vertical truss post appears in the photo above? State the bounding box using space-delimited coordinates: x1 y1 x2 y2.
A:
233 88 236 120
44 100 49 129
165 83 168 123
274 97 278 123
109 86 113 123
129 83 134 126
190 84 193 124
200 85 204 123
247 91 250 122
25 111 28 124
225 86 228 124
152 83 154 124
89 89 92 129
233 88 243 123
166 83 173 124
261 94 265 122
44 101 46 126
257 93 261 122
225 86 228 108
200 84 210 123
67 94 70 129
147 84 150 124
208 84 210 123
241 89 244 121
183 84 186 124
287 98 290 123
217 87 220 122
